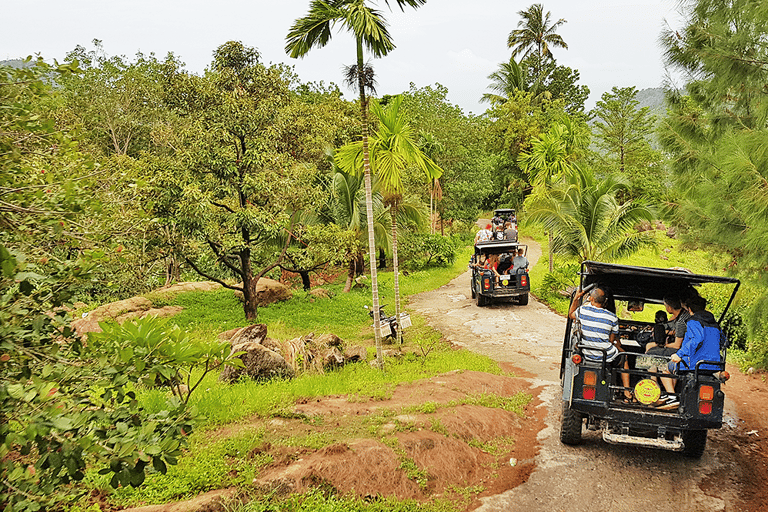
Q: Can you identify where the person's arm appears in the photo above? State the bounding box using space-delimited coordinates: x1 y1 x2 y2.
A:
672 321 701 364
609 331 625 352
568 290 586 320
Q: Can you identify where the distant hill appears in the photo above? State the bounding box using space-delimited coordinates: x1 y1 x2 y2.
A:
636 87 666 118
1 59 33 69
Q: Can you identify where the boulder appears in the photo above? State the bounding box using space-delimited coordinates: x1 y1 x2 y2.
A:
72 296 154 337
343 345 368 363
220 324 295 383
308 288 331 299
220 340 294 383
156 281 222 294
233 278 292 306
314 333 343 348
319 346 345 370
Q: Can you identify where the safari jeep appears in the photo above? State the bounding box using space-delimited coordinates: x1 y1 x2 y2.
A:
470 241 530 306
560 261 740 458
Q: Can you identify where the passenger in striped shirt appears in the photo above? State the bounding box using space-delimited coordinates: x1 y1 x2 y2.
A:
569 286 632 400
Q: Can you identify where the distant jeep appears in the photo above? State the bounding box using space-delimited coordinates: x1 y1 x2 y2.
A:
560 261 740 458
469 241 530 307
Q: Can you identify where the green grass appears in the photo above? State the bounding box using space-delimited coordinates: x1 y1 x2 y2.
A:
177 348 503 425
234 488 459 512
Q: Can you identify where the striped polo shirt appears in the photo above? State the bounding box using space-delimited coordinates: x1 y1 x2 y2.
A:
574 304 619 361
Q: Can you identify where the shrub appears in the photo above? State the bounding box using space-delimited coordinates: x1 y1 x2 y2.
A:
399 234 457 270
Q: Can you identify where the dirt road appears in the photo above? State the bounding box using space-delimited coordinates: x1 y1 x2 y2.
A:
408 237 765 512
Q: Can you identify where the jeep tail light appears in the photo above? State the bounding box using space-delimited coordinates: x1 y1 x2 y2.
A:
583 387 596 400
698 385 714 415
583 371 597 386
720 371 730 382
483 277 491 290
699 385 714 401
571 354 582 364
520 275 528 287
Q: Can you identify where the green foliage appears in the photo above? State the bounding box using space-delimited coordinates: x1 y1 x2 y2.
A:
0 246 192 511
589 86 663 201
398 233 457 270
540 262 579 296
88 316 243 405
659 0 768 367
235 487 458 512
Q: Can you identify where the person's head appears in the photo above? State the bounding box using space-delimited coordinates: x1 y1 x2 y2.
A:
517 248 524 256
588 287 607 308
505 221 511 228
485 224 492 230
655 310 668 323
683 295 707 313
663 295 681 313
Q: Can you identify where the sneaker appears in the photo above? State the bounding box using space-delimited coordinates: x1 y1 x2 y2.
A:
657 395 680 410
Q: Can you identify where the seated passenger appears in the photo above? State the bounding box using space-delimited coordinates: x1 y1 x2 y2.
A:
511 248 529 273
657 295 722 408
503 221 518 241
569 286 632 400
484 253 502 282
496 253 512 274
474 224 493 245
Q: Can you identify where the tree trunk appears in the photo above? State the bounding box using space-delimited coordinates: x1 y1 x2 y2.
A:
391 204 403 345
548 231 554 272
378 248 386 269
343 257 356 293
299 270 311 291
240 248 258 320
357 37 383 368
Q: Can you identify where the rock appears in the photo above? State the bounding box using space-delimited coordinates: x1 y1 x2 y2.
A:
320 346 345 370
157 281 222 294
666 226 678 239
219 328 241 341
314 333 343 348
636 221 653 232
382 349 402 359
308 288 331 299
233 278 293 306
229 324 268 346
220 341 294 383
72 296 153 337
220 324 294 383
343 345 368 363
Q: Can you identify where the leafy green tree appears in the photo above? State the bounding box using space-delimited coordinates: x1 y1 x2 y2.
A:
60 40 175 157
401 83 494 226
525 168 656 262
286 0 428 366
150 42 323 320
0 59 96 258
523 56 590 115
590 86 663 200
507 3 568 81
660 0 768 363
337 96 440 344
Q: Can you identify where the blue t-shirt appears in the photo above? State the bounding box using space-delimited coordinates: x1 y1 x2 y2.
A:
574 304 619 361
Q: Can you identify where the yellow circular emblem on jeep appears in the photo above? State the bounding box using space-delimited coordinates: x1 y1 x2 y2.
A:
502 279 509 286
634 379 661 405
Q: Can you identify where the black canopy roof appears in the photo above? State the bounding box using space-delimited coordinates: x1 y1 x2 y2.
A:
580 261 740 305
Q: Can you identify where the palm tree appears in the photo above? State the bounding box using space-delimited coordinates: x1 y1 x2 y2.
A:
519 120 588 270
337 95 441 344
328 166 389 292
481 56 528 105
286 0 427 367
507 4 568 80
525 169 656 262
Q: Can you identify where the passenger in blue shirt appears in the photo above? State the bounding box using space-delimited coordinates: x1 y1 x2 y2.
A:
657 295 723 408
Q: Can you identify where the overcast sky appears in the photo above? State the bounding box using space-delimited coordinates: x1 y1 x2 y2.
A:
2 0 686 115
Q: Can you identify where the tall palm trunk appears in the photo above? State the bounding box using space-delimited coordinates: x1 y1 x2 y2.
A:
390 202 403 345
356 37 384 368
548 231 554 272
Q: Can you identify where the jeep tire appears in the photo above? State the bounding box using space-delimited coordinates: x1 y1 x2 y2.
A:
518 293 529 306
560 401 583 445
682 429 707 458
